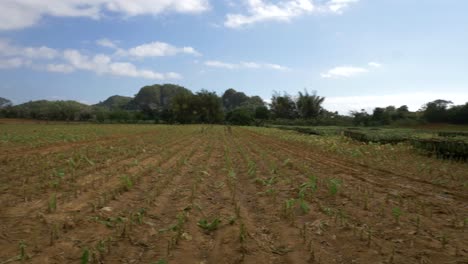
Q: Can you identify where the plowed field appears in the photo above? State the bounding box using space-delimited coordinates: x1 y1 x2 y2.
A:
0 124 467 264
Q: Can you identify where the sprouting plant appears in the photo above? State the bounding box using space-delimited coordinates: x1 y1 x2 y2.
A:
48 193 57 213
120 175 133 191
228 216 236 225
300 175 318 196
81 248 90 264
328 178 342 196
282 158 293 168
392 207 402 225
96 240 107 254
228 169 237 184
440 233 448 248
134 208 146 224
198 218 221 232
239 223 247 243
19 241 27 261
247 160 256 177
153 260 168 264
298 198 309 214
235 203 241 218
284 198 296 220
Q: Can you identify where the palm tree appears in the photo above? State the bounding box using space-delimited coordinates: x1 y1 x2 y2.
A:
296 90 325 119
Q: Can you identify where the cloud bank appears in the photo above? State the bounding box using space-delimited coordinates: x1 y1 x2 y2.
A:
0 0 210 30
225 0 359 28
0 39 183 80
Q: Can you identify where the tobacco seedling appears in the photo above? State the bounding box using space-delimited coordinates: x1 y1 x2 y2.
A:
120 175 133 191
48 193 57 213
81 248 90 264
284 198 296 220
328 179 342 196
392 207 402 225
19 241 27 261
247 161 256 177
198 218 221 232
239 223 247 243
440 233 448 248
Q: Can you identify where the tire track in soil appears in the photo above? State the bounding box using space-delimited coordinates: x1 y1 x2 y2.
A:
0 132 203 262
239 129 468 263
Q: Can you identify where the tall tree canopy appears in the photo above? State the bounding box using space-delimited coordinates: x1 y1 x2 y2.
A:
422 99 453 123
129 84 191 118
222 88 249 111
296 90 325 119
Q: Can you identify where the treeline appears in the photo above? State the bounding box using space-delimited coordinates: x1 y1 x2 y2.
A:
0 84 337 125
352 99 468 126
0 84 467 126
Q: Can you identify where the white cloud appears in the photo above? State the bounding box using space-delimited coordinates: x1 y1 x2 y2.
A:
96 38 119 49
225 0 314 28
224 0 358 28
125 41 201 58
265 63 290 71
0 39 59 59
0 58 32 69
205 60 290 71
321 61 382 78
321 66 368 78
324 92 468 115
0 0 210 31
326 0 359 14
0 40 182 80
368 62 382 68
46 64 75 73
63 49 181 80
205 60 237 69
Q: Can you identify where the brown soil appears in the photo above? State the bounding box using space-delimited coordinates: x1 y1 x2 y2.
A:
0 126 466 264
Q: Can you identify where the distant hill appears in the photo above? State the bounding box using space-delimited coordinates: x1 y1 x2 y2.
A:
8 100 90 120
95 95 133 110
127 84 192 111
0 97 12 108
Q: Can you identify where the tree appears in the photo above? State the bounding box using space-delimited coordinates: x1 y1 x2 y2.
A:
351 109 371 126
255 105 269 120
193 90 224 123
270 92 297 119
171 91 196 124
422 99 453 123
222 89 249 111
226 108 254 126
447 103 468 124
296 90 325 119
129 84 191 119
396 105 409 119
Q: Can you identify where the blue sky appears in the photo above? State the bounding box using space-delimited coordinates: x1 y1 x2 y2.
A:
0 0 467 114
